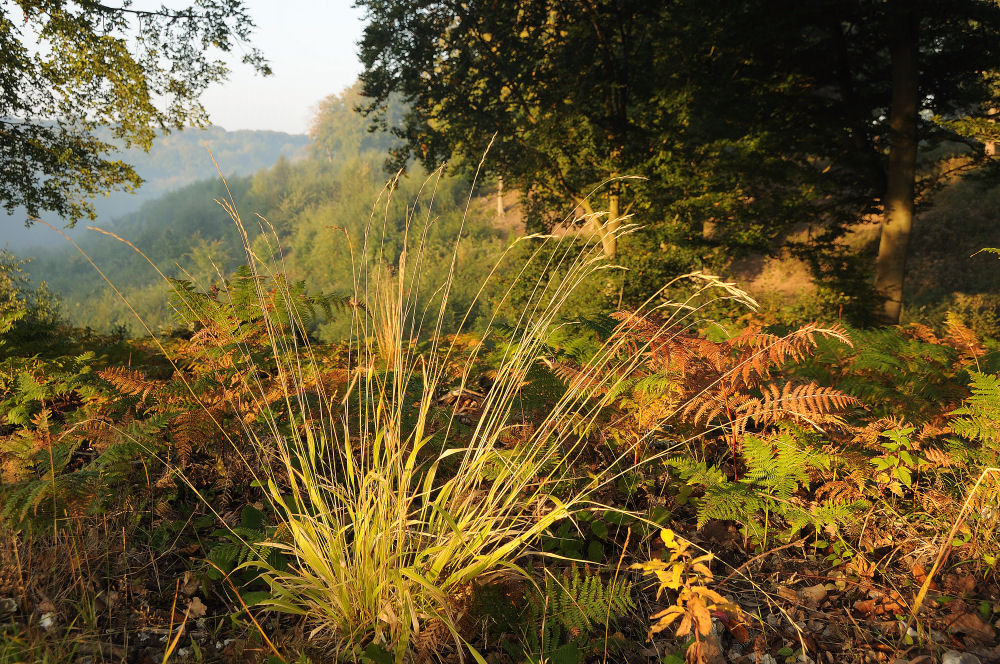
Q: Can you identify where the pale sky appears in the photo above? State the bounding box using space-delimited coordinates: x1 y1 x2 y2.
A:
199 1 366 135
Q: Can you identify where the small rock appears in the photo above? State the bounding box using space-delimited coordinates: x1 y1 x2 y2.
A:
799 584 827 606
970 645 1000 663
177 647 191 658
941 651 981 664
0 597 17 618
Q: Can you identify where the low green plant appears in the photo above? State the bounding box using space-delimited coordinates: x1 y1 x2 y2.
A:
512 567 635 664
669 433 856 548
870 426 928 497
950 371 1000 466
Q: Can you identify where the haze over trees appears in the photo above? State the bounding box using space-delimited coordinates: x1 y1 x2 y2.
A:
0 0 266 227
25 87 506 335
2 126 309 250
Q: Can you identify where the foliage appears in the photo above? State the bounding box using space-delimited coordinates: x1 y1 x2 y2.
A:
187 176 657 663
950 371 1000 466
547 308 858 462
0 252 356 528
633 528 742 661
1 0 268 226
669 433 854 547
513 567 634 664
27 100 508 336
357 0 1000 313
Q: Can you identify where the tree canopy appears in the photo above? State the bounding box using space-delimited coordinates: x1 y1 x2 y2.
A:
357 0 1000 320
0 0 268 226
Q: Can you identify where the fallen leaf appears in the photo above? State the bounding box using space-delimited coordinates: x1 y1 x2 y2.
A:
854 599 877 615
947 611 996 643
799 583 828 607
180 571 200 597
728 622 750 644
187 596 207 619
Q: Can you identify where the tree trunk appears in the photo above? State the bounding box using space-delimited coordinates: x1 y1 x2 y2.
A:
496 176 505 217
873 0 919 324
603 189 621 258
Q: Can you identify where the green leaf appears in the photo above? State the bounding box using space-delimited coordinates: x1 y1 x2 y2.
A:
238 590 272 608
553 643 581 664
241 504 265 531
895 466 912 487
362 643 394 664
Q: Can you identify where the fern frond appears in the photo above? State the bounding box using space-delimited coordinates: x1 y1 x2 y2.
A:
738 382 858 430
98 367 163 403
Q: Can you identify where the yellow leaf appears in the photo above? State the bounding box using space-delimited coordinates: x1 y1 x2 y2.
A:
691 596 713 636
676 613 693 637
691 563 714 579
692 586 726 604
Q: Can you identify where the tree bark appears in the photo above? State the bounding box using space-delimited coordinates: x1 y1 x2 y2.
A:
496 176 505 217
603 188 621 259
873 0 919 324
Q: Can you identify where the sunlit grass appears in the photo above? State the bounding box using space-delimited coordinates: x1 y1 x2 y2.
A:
48 163 757 661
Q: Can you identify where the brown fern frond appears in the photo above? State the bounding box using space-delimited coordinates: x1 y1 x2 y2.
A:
170 411 219 466
943 313 986 360
98 367 163 403
923 447 956 468
725 323 851 391
77 417 117 453
682 394 725 428
904 323 941 345
544 359 593 389
30 409 53 438
815 480 863 505
919 488 956 512
853 416 908 449
738 381 858 429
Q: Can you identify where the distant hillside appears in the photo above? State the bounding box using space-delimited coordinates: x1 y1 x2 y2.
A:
1 126 307 250
22 86 508 338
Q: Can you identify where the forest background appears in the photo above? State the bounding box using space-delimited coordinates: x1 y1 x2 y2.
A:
3 2 1000 664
